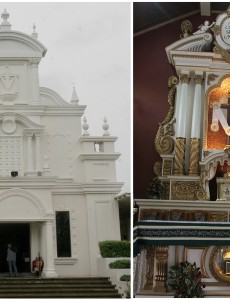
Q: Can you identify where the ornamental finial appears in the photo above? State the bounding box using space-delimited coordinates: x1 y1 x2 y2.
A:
82 116 89 136
1 9 9 22
31 23 38 39
70 85 79 104
0 9 11 31
102 116 110 136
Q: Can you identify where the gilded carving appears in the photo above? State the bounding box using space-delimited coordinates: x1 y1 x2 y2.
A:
207 73 219 86
194 75 203 85
173 138 186 175
203 150 212 158
195 185 208 200
162 181 170 200
209 246 230 285
213 43 230 64
211 25 220 36
188 138 200 176
180 20 193 38
155 76 178 155
144 246 155 290
163 160 172 176
140 208 228 222
209 211 228 222
171 181 200 200
180 74 190 84
153 246 168 293
154 161 162 176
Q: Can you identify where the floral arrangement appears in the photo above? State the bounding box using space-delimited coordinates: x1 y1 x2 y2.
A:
147 177 163 199
168 261 206 298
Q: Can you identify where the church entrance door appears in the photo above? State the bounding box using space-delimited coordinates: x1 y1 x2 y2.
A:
0 223 30 273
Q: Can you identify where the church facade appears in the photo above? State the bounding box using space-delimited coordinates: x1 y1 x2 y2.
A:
0 10 123 277
134 5 230 297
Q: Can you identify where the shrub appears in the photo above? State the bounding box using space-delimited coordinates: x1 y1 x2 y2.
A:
120 274 130 281
168 261 206 298
109 259 130 269
99 240 130 258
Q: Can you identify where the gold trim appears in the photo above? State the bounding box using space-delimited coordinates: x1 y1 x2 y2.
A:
188 138 200 176
171 181 199 200
155 76 178 155
180 74 190 84
203 74 230 149
194 74 203 85
173 138 186 175
209 246 230 284
212 24 220 36
144 246 155 290
154 161 162 176
207 73 219 86
183 246 209 278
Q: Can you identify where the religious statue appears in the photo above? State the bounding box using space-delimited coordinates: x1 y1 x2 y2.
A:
193 20 215 35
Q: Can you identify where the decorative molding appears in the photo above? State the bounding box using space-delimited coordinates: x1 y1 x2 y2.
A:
207 73 219 86
153 161 162 176
171 181 200 200
155 76 178 156
153 246 168 293
144 246 155 290
188 138 200 176
173 138 186 175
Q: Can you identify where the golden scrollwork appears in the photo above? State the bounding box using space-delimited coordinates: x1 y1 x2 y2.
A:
171 181 200 200
189 138 200 176
155 76 178 155
207 73 219 86
195 185 208 200
180 20 193 38
154 161 162 176
163 160 172 176
211 25 220 36
173 138 186 175
213 43 230 64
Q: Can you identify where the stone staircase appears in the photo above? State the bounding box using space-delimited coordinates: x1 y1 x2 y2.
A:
0 276 122 298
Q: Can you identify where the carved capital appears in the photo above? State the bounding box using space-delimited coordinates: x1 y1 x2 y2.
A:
194 75 203 85
180 74 190 84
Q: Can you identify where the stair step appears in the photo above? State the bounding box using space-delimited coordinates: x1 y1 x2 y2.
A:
0 277 122 298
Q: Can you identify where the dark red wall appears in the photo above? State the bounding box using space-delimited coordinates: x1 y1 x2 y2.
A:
134 13 217 199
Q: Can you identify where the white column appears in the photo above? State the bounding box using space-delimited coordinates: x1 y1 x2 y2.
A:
35 134 41 172
30 59 40 105
176 73 190 138
42 221 58 278
191 74 203 138
174 73 190 175
188 74 203 176
26 133 34 173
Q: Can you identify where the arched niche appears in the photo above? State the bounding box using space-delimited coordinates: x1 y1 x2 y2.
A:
204 76 230 150
0 188 48 221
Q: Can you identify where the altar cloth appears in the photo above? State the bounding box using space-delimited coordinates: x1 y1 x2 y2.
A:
133 220 230 256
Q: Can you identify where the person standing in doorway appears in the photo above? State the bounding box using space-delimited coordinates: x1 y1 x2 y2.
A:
6 244 18 277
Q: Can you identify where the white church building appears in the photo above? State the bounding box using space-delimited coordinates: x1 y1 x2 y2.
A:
0 10 123 278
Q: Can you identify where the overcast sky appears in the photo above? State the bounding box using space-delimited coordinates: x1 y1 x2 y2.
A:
1 2 131 193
